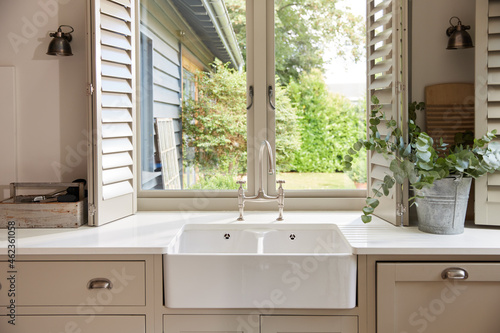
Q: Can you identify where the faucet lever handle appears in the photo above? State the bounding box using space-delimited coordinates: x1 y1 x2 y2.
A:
236 180 246 190
236 180 246 221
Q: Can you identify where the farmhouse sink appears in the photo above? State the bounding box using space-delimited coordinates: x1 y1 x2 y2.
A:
164 223 356 309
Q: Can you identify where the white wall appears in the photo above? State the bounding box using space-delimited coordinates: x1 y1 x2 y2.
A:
0 0 87 200
411 0 475 128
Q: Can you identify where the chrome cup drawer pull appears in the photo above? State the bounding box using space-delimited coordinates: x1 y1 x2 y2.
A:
441 267 469 280
88 278 113 290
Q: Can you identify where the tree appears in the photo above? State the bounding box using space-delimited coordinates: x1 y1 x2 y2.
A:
225 0 364 84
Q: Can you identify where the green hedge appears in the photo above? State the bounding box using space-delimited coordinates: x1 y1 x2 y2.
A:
287 69 365 172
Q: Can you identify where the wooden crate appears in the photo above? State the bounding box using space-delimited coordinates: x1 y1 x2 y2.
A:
0 182 87 228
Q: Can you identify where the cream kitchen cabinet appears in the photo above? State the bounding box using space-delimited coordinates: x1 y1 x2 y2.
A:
377 262 500 333
261 315 358 333
0 256 153 333
163 315 357 333
0 315 145 332
164 315 259 333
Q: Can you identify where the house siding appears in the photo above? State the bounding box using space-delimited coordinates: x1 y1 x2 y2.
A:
140 2 184 187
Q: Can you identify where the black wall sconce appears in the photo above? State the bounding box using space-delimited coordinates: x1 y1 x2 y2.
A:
47 25 74 56
446 17 474 49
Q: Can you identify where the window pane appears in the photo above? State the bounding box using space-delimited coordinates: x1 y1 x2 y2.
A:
139 0 246 190
274 0 367 190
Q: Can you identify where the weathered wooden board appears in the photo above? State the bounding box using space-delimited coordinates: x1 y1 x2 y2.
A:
0 199 87 228
0 182 87 228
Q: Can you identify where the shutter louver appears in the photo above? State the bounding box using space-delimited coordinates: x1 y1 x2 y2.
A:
476 0 500 225
367 0 408 225
89 0 136 225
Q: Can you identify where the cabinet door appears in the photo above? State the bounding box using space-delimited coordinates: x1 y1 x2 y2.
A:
377 263 500 333
0 315 145 332
164 315 259 333
261 315 358 333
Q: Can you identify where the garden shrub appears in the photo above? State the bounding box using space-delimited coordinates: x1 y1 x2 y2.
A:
288 69 365 172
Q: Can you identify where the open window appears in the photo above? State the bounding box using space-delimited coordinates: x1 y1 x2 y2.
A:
87 0 404 224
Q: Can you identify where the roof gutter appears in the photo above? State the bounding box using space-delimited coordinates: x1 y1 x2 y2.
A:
201 0 244 71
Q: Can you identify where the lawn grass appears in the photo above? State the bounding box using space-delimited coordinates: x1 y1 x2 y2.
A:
276 172 361 190
183 171 366 190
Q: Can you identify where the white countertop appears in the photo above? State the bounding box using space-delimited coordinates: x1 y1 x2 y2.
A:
1 211 500 256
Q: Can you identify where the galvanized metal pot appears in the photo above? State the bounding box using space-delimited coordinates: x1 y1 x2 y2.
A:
415 176 472 235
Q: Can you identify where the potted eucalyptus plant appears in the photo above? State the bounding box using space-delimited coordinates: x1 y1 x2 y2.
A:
344 96 500 234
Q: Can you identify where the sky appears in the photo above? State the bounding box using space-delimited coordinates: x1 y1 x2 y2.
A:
324 0 366 86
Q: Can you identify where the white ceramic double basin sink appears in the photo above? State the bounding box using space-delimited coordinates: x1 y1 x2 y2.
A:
164 223 356 309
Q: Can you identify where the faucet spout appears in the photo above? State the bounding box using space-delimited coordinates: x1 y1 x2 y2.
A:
259 140 274 193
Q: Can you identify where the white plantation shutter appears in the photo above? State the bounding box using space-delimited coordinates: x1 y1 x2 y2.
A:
476 0 500 226
367 0 408 225
88 0 136 225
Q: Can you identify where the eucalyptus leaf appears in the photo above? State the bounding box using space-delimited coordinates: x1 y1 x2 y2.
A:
362 206 374 215
394 172 406 184
389 159 399 173
382 183 389 196
384 175 396 188
416 150 432 161
403 143 412 157
366 197 380 208
361 215 372 223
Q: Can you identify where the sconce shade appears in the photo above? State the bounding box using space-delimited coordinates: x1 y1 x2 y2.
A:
47 25 74 56
446 17 474 49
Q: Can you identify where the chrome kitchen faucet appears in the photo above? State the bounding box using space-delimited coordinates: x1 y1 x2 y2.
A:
236 140 285 221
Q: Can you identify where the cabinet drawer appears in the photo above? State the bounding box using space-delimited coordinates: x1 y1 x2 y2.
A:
0 315 145 332
261 315 358 333
378 262 500 333
164 315 259 333
0 261 145 306
380 262 500 281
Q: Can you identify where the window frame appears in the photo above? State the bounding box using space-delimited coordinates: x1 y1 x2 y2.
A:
133 0 368 212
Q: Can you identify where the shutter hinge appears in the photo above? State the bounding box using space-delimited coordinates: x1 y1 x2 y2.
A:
88 203 96 216
396 203 407 217
86 83 94 96
397 82 406 92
